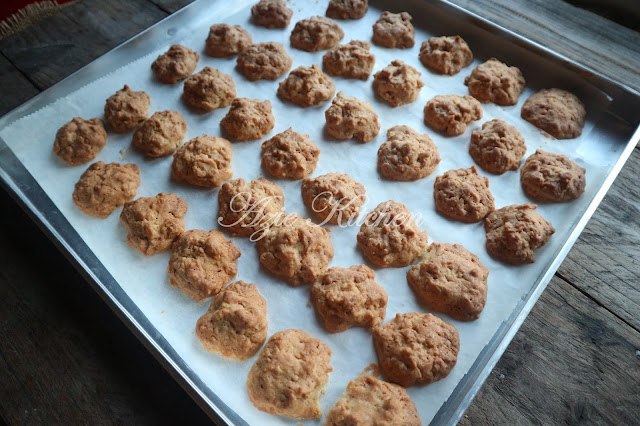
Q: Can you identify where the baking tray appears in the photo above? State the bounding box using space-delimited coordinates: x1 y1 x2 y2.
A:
0 0 638 424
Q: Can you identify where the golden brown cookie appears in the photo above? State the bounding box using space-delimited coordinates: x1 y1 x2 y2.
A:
419 35 473 76
72 161 140 218
325 91 380 142
132 110 186 158
322 40 375 80
277 64 335 107
311 265 387 333
195 281 267 360
407 242 488 321
520 150 586 202
372 11 414 49
484 203 555 264
373 60 423 107
423 94 482 136
171 135 233 187
261 128 320 179
357 200 428 267
464 58 526 106
220 98 275 141
183 67 236 112
470 119 526 174
247 329 332 419
521 88 586 139
151 44 199 84
373 312 459 387
301 172 366 225
205 24 252 57
251 0 292 29
236 42 292 81
120 193 188 255
290 16 344 52
104 85 150 133
377 125 440 181
434 166 495 223
326 0 368 20
53 117 107 165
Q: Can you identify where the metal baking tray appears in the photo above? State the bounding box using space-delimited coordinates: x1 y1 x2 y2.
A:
1 0 638 424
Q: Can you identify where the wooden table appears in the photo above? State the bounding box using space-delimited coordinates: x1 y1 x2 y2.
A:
0 0 638 424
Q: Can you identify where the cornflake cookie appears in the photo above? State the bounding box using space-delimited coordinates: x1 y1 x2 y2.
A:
196 281 267 360
261 128 320 179
205 24 252 57
373 312 459 387
168 229 241 302
311 265 387 333
256 213 334 286
72 161 140 218
132 110 186 158
325 374 420 426
237 42 292 81
464 58 526 106
247 329 332 419
301 173 366 225
520 150 586 202
424 94 482 136
484 203 555 264
357 200 428 268
378 125 440 181
419 35 473 76
325 91 380 143
120 193 187 255
407 242 488 321
220 98 275 141
326 0 368 20
373 60 424 107
172 135 233 187
217 177 285 238
53 117 107 165
434 166 495 223
251 0 293 29
183 67 236 112
104 85 150 133
322 40 375 80
151 44 199 84
277 64 335 107
372 11 414 49
290 16 344 52
521 88 586 139
470 119 526 174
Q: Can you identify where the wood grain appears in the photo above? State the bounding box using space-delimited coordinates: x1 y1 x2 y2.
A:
147 0 193 14
0 54 39 116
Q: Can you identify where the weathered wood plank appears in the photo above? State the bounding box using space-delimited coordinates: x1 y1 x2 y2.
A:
147 0 193 14
0 54 39 116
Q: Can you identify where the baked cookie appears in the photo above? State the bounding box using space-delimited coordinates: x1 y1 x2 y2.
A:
172 135 233 187
277 64 335 107
464 58 526 106
168 229 241 302
301 173 366 225
311 265 387 333
521 88 586 139
132 110 186 158
217 178 285 238
325 91 380 142
322 40 375 80
325 374 420 426
290 16 344 52
236 42 292 81
151 44 199 84
326 0 368 20
377 125 440 181
373 60 424 107
256 213 334 286
183 67 236 112
251 0 293 29
220 98 275 141
261 128 320 179
53 117 107 165
407 242 488 321
470 119 526 174
120 193 188 255
104 85 150 133
357 200 428 267
205 24 252 57
419 35 473 76
520 149 586 202
372 11 414 49
373 312 459 387
247 329 332 419
434 166 495 223
72 161 140 218
424 94 482 136
484 203 555 264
